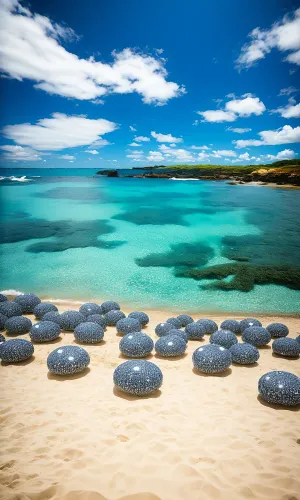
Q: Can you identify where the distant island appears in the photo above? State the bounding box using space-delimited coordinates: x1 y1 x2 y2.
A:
97 159 300 186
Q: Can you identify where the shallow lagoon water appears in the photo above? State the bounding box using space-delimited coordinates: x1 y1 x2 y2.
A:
0 170 299 313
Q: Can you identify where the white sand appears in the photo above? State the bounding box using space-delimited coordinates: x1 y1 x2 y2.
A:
1 303 299 500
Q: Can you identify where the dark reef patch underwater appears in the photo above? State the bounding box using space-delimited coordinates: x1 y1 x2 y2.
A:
112 205 211 226
0 216 126 253
175 264 300 292
136 242 214 268
33 186 110 203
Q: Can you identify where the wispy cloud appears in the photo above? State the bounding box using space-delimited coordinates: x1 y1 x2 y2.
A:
279 87 298 97
0 144 42 161
134 136 150 142
84 149 99 155
60 154 76 160
151 131 183 143
226 127 252 134
236 8 300 69
272 98 300 118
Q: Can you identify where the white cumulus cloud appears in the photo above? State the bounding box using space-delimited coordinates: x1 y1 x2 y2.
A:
147 151 164 162
84 149 99 155
212 150 237 157
197 152 210 161
197 110 236 123
239 152 251 161
236 8 300 69
126 149 144 160
273 99 300 118
2 113 117 151
197 95 265 122
0 144 42 161
151 131 183 143
226 127 252 133
265 149 296 160
60 154 75 160
225 96 265 116
134 136 150 142
0 0 184 104
234 125 300 148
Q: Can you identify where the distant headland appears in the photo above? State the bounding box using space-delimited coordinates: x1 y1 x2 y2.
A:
97 159 300 187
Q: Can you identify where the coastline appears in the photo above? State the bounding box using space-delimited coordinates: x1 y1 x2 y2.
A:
1 299 299 500
97 160 300 188
2 292 300 318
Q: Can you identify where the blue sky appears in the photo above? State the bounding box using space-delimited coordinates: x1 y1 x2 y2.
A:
0 0 299 168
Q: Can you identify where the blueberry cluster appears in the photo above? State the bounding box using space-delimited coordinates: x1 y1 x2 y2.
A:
1 294 298 409
30 321 61 342
0 338 34 363
113 360 163 396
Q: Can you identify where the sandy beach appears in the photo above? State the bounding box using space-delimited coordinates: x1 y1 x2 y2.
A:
1 301 299 500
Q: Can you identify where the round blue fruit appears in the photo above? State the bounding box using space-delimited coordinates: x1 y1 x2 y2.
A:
266 323 289 338
0 313 8 331
210 330 238 349
30 321 61 342
41 311 62 327
272 338 300 357
185 322 206 340
0 338 34 363
240 318 262 332
229 343 260 364
47 345 90 375
74 322 104 344
242 326 271 347
155 335 187 357
192 344 232 374
14 293 41 313
258 371 300 407
104 310 126 326
0 301 23 318
155 322 173 337
34 302 58 319
196 319 218 334
176 314 194 327
60 310 86 331
113 360 163 396
119 332 154 358
116 317 141 335
220 319 241 334
101 301 120 314
79 302 103 316
5 316 32 335
86 314 106 329
168 329 188 343
166 317 182 329
128 311 149 326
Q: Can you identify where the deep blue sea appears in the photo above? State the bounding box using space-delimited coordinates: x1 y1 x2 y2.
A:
1 168 300 313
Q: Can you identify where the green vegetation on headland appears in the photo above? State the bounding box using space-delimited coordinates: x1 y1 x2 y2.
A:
97 159 300 186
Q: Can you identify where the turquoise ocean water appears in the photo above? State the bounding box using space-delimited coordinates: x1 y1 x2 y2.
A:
0 169 300 314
